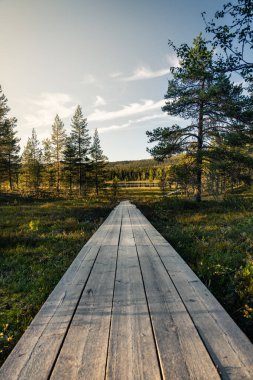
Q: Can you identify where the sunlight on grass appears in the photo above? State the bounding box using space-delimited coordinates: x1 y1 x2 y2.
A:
0 196 113 364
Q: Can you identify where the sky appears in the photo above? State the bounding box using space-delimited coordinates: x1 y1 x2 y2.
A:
0 0 222 161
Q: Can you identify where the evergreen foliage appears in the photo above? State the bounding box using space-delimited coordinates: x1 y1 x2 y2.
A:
51 114 66 192
90 129 108 195
0 86 20 189
202 0 253 80
147 34 252 201
21 129 42 190
70 105 91 194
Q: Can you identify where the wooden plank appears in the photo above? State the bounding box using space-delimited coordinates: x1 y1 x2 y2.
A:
155 245 253 380
85 206 118 246
131 205 253 379
50 245 118 380
128 205 152 246
106 245 161 379
0 206 119 380
119 206 135 246
135 244 220 379
101 204 122 246
133 206 169 246
0 245 101 380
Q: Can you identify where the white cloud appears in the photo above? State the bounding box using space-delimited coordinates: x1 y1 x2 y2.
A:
88 99 165 122
81 73 96 84
98 113 167 134
94 95 106 107
98 122 131 133
120 66 170 81
24 92 77 130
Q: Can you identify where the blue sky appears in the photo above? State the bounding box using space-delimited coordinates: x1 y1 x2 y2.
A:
0 0 222 161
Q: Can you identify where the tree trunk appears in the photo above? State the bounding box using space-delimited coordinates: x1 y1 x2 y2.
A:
8 156 12 190
196 96 204 202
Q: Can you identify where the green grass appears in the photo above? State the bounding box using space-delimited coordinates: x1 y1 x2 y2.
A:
0 195 113 365
136 194 253 342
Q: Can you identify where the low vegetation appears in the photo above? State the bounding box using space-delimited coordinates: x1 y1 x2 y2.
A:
0 194 113 365
136 192 253 342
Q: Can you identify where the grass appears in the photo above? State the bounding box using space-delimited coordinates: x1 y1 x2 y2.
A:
0 194 113 365
136 194 253 342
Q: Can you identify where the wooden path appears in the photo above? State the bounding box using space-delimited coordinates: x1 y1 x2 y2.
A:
1 201 253 380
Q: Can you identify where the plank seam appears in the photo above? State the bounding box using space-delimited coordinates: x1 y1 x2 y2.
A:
127 206 164 380
47 245 103 380
131 205 224 378
104 204 123 380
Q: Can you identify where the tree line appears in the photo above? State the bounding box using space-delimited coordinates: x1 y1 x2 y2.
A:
0 96 107 196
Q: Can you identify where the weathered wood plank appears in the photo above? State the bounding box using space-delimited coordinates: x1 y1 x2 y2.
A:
85 206 117 246
0 206 120 380
128 206 152 246
156 245 253 380
50 245 118 380
101 205 122 246
131 203 253 379
106 244 161 379
127 203 220 380
0 244 101 380
119 205 135 246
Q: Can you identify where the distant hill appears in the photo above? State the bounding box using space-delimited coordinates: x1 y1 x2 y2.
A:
108 158 170 168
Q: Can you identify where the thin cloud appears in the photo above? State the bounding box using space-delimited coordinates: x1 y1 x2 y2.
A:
121 66 170 81
98 113 167 134
24 92 77 130
88 99 165 122
94 95 106 107
110 72 122 78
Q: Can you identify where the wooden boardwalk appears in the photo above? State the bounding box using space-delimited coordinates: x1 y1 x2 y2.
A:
1 201 253 379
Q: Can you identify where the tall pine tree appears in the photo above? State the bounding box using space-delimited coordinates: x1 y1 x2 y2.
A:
1 118 20 190
0 86 20 190
147 35 252 201
42 138 54 190
21 129 42 191
90 129 108 195
70 105 91 194
51 114 66 192
63 137 77 193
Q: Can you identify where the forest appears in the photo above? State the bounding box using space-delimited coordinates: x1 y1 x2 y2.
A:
0 0 252 366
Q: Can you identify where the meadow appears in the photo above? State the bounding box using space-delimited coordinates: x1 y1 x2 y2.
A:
0 188 252 365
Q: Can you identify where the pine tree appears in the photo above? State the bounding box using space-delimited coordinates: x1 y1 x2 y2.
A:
0 86 20 190
90 129 108 195
63 137 77 193
42 138 54 190
70 105 91 194
147 34 252 201
0 118 20 190
51 114 66 192
21 129 42 191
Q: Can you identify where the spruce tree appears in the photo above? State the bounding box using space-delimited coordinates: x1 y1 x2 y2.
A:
63 137 77 193
0 86 20 190
90 129 108 195
51 114 66 192
0 118 20 190
21 129 42 191
70 105 91 194
42 138 54 190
